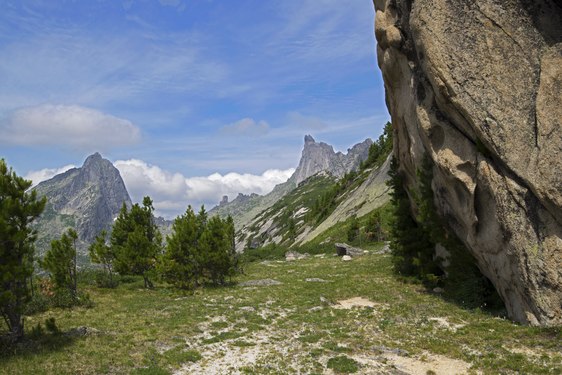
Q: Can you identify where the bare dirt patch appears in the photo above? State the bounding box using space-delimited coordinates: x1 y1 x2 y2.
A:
333 297 378 309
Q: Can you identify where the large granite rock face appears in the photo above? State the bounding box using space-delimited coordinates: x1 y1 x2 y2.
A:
374 0 561 325
292 135 373 184
34 153 132 256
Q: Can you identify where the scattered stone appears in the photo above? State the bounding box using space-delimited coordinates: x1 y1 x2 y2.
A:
320 237 332 245
239 279 282 287
334 297 377 309
335 243 364 257
320 296 334 305
432 287 445 294
285 251 309 261
374 242 391 254
371 345 410 357
342 255 352 261
305 278 330 283
308 306 324 312
240 306 256 312
66 326 100 337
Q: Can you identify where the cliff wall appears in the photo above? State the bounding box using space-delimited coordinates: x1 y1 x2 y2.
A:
374 0 561 325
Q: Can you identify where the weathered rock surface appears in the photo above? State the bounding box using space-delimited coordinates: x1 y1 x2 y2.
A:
292 135 372 185
335 243 365 257
33 153 132 256
374 0 561 325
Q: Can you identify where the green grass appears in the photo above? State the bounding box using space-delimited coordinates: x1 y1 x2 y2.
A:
1 253 561 374
327 355 360 373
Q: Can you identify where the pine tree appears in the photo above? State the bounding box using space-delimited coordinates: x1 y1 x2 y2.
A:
89 230 116 286
0 159 46 340
199 216 233 285
42 228 79 299
159 206 200 289
387 156 427 276
225 215 238 278
111 197 161 288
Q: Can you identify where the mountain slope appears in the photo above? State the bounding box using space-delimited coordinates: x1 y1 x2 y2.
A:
299 155 391 245
210 135 372 229
33 153 132 257
237 154 391 252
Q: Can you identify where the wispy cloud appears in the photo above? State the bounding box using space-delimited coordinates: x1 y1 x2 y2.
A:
0 105 141 151
220 118 270 137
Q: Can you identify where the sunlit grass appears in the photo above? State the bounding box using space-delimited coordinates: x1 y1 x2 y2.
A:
2 251 560 374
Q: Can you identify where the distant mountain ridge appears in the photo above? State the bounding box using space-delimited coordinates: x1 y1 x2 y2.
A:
33 152 132 258
209 135 373 229
292 135 372 184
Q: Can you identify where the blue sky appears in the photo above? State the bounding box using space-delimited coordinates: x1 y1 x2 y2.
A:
0 0 389 217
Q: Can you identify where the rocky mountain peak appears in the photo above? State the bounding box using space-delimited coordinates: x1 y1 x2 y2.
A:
304 134 315 145
33 153 132 254
291 136 372 184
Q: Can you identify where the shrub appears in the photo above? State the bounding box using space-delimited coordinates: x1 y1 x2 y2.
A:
327 355 360 373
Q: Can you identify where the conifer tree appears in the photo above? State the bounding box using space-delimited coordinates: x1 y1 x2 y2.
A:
0 159 46 340
42 228 79 298
198 216 232 285
111 197 161 288
159 206 200 289
89 230 116 286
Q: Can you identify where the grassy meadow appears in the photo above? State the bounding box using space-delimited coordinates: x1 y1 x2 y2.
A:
1 243 560 374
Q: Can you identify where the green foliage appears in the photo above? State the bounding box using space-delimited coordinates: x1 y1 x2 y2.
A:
387 156 433 278
159 206 238 289
306 170 360 225
111 197 162 288
88 230 117 288
361 121 393 171
41 228 79 298
388 155 504 309
0 159 46 340
365 211 384 242
346 216 359 242
241 243 287 263
326 355 360 373
44 317 60 335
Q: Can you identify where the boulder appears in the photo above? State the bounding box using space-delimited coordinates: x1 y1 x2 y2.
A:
335 243 364 257
374 0 562 325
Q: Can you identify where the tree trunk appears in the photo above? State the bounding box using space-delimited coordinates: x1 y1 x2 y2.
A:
4 308 24 342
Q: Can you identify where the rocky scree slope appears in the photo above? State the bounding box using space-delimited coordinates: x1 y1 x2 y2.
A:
374 0 561 325
33 152 132 257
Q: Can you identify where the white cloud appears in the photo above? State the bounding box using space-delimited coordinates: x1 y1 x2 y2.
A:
220 118 270 137
0 105 141 151
24 164 76 187
114 159 294 219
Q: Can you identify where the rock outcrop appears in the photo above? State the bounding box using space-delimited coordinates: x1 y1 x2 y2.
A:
292 135 372 184
374 0 561 325
34 153 132 256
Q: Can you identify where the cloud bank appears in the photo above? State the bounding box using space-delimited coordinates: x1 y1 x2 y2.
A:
0 105 141 151
114 159 294 218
